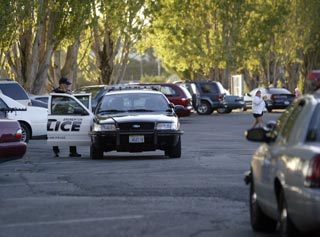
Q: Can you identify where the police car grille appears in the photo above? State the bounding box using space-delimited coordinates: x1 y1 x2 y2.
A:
118 122 155 131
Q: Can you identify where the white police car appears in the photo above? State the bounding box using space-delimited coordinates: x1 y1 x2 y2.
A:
47 88 183 159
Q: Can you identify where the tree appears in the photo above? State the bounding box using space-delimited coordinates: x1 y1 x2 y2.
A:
4 0 91 94
90 0 156 85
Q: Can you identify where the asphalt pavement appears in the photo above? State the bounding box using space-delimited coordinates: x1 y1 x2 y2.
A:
0 111 282 237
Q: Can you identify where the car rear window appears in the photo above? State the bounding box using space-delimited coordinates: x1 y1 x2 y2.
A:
159 86 178 96
306 104 320 142
199 82 219 94
178 85 192 99
268 88 291 94
0 83 29 100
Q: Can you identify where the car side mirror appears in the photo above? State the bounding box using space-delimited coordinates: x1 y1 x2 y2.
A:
245 127 273 143
174 105 185 116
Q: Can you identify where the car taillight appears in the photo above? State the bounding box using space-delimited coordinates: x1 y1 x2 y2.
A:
305 155 320 188
15 129 23 141
215 95 224 101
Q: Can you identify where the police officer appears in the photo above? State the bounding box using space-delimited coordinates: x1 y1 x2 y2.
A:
52 77 81 158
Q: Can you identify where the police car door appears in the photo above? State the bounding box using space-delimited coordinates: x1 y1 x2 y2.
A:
74 93 92 111
47 93 93 146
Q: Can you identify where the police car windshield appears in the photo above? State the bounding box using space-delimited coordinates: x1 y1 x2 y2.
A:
96 93 169 114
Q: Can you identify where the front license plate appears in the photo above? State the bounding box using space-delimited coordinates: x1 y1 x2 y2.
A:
284 101 289 105
129 135 144 143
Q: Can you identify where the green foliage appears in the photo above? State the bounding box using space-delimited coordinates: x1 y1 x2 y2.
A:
0 0 30 50
140 75 167 83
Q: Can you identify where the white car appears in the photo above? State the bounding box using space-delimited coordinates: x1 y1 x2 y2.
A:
0 79 31 106
0 92 47 142
245 93 320 236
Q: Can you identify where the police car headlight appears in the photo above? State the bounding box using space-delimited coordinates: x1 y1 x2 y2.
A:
156 122 179 130
93 123 116 132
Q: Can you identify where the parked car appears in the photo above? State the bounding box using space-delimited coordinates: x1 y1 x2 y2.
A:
175 81 201 110
139 83 193 117
0 119 27 163
47 88 184 159
244 87 295 112
74 85 110 112
216 90 245 113
244 93 320 236
186 80 226 115
0 92 47 142
0 79 31 106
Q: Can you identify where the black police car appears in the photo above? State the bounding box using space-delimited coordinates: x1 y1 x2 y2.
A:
47 88 183 159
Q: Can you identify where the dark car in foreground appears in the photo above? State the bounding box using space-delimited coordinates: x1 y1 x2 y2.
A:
47 88 184 159
244 93 320 236
0 119 27 162
244 87 295 112
91 90 183 159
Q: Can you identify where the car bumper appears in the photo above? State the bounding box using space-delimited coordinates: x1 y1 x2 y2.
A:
286 186 320 232
0 142 27 162
91 130 182 152
266 101 292 109
177 106 192 117
225 102 245 110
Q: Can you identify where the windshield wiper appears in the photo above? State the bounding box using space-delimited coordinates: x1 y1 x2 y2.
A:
97 109 127 114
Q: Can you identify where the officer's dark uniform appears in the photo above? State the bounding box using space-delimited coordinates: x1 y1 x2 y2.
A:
52 77 81 158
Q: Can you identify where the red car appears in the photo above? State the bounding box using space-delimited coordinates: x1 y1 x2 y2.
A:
0 119 27 163
140 83 193 117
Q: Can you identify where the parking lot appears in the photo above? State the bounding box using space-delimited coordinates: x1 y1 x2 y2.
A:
0 111 281 237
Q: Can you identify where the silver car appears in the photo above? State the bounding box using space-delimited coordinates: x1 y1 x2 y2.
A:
244 93 320 236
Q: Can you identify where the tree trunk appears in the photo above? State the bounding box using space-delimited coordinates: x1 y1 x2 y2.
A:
92 26 116 85
61 38 81 89
286 63 300 92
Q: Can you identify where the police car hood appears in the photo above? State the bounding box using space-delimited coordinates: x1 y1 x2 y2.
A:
96 113 176 124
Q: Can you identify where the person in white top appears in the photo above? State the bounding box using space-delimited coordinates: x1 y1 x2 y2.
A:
252 90 266 128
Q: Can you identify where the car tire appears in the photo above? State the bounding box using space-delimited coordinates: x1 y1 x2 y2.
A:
241 106 247 112
196 101 213 115
90 144 103 160
267 108 273 113
250 181 277 232
278 189 300 237
217 108 232 114
19 122 31 143
165 137 181 158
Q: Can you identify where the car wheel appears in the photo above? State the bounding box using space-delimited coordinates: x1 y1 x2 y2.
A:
90 144 103 160
165 137 181 158
19 122 31 143
250 181 277 232
267 108 273 113
217 108 232 114
196 101 213 115
241 106 247 112
217 108 226 114
278 189 299 237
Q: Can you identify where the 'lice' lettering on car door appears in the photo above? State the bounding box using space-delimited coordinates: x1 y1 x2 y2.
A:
47 118 82 132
